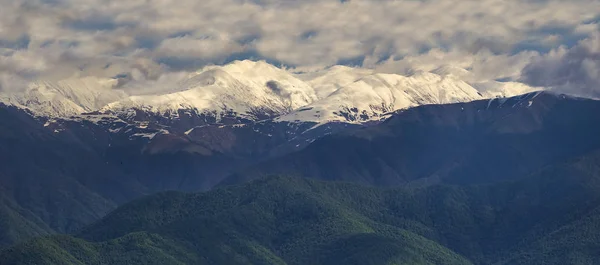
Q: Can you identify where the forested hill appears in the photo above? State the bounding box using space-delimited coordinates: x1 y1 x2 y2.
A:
5 148 600 265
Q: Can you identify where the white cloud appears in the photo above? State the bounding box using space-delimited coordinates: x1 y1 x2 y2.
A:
371 49 540 83
156 35 244 61
0 0 598 91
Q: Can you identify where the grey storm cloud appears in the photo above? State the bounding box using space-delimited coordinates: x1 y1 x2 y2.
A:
0 0 599 91
521 33 600 98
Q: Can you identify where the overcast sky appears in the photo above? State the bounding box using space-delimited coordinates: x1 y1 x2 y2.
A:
0 0 599 95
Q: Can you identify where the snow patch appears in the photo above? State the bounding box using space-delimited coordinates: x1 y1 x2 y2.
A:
130 129 169 140
184 127 195 135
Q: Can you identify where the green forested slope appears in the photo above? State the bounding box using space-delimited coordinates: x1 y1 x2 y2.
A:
5 150 600 265
0 194 54 247
1 177 471 265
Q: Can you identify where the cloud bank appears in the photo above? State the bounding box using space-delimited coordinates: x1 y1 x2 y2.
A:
0 0 599 94
521 33 600 97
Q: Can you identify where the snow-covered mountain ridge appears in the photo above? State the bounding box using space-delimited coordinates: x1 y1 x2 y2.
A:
0 77 127 117
279 71 485 123
0 60 539 124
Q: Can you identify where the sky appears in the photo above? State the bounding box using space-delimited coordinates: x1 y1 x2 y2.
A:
0 0 599 96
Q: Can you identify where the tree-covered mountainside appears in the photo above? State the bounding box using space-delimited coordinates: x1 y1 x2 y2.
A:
5 147 600 265
0 176 472 265
223 92 600 187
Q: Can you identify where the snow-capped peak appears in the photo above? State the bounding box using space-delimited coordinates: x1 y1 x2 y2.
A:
277 71 484 123
0 76 127 117
101 60 319 121
473 81 539 98
296 65 375 99
431 65 473 79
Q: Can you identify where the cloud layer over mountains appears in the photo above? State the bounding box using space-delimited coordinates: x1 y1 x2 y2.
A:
0 0 599 95
521 32 600 97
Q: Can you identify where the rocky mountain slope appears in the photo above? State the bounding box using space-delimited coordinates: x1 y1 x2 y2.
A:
223 92 600 187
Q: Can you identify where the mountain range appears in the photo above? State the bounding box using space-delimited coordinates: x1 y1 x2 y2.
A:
0 60 535 123
1 60 599 264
